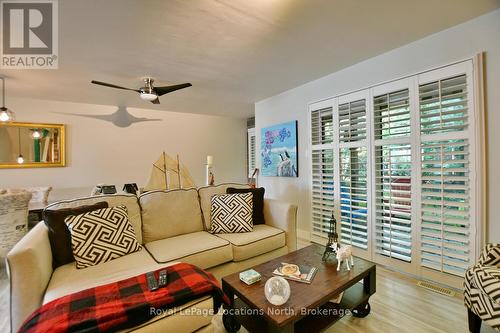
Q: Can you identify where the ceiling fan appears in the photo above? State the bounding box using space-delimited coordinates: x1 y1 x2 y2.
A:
91 77 192 104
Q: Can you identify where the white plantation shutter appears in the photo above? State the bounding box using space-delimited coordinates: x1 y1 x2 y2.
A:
339 99 367 142
340 147 368 249
308 59 480 287
374 144 412 262
311 105 335 237
247 128 256 178
419 74 468 135
418 63 475 280
420 139 472 276
372 84 413 263
311 149 335 236
374 89 411 140
311 107 334 145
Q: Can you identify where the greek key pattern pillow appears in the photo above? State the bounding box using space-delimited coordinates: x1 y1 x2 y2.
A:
210 193 253 233
65 205 141 269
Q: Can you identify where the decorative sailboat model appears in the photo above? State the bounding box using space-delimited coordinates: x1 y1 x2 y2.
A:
144 152 196 191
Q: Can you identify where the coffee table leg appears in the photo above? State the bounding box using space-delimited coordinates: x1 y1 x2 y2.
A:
353 266 376 318
222 281 241 333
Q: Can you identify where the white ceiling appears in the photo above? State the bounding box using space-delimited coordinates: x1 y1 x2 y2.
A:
2 0 500 118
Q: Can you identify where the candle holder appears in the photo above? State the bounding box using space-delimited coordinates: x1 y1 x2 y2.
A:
322 213 339 261
206 164 214 186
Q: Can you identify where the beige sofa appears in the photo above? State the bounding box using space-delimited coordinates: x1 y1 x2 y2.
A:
6 183 297 332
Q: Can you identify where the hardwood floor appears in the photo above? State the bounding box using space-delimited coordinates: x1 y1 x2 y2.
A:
212 263 487 333
0 247 495 333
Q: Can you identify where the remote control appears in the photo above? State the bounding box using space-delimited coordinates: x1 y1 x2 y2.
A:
158 270 167 288
146 271 158 291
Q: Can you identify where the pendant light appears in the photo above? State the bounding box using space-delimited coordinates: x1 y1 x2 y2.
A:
0 77 15 122
32 129 41 139
17 128 24 164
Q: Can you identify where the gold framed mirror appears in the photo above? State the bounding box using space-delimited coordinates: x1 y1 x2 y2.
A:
0 122 65 168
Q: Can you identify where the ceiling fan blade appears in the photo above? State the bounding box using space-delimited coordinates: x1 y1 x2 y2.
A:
151 98 160 104
155 83 192 96
91 80 139 92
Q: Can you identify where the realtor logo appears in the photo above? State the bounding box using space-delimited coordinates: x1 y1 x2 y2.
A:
1 0 58 69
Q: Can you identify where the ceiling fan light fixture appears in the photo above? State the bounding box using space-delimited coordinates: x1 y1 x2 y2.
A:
140 93 158 102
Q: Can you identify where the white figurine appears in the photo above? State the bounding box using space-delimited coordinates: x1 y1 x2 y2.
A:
336 245 354 271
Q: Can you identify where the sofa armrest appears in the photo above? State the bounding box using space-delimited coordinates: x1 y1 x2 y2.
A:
263 199 298 251
6 222 53 332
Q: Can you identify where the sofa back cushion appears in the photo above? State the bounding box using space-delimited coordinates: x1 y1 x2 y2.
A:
198 183 250 230
65 205 142 269
139 188 204 243
45 194 143 244
43 201 109 268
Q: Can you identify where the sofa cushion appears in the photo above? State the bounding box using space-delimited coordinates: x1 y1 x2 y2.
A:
45 194 143 244
198 183 250 230
45 249 214 333
139 188 204 243
44 249 171 303
215 225 286 261
145 231 232 269
43 201 109 269
227 187 265 225
65 205 142 269
210 193 253 234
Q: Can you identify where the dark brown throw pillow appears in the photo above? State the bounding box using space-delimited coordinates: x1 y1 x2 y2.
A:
43 201 108 269
226 187 265 225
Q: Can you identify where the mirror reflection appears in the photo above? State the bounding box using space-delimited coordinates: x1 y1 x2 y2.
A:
0 122 65 168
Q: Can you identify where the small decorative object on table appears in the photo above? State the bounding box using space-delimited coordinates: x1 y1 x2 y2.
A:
322 213 339 261
239 269 261 285
336 245 354 271
264 276 291 306
273 263 317 284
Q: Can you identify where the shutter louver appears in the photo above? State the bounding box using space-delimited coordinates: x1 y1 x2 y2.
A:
374 144 412 262
420 139 471 276
420 75 468 135
339 99 366 142
340 147 368 249
374 89 410 140
311 106 334 237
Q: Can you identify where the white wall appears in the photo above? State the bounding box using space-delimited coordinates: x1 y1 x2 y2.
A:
255 9 500 243
0 97 247 200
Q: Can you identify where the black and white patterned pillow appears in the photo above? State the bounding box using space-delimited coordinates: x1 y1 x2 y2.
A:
210 193 253 233
65 205 142 269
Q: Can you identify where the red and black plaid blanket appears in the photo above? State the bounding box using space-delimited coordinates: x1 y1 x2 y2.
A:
19 263 228 333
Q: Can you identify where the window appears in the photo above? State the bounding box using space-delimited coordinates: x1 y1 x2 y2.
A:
309 59 481 287
247 128 256 178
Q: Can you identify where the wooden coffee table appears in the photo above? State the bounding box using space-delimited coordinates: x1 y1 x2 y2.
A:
222 244 376 333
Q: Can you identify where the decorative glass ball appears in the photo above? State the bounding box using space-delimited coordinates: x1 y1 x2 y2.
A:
264 276 291 306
